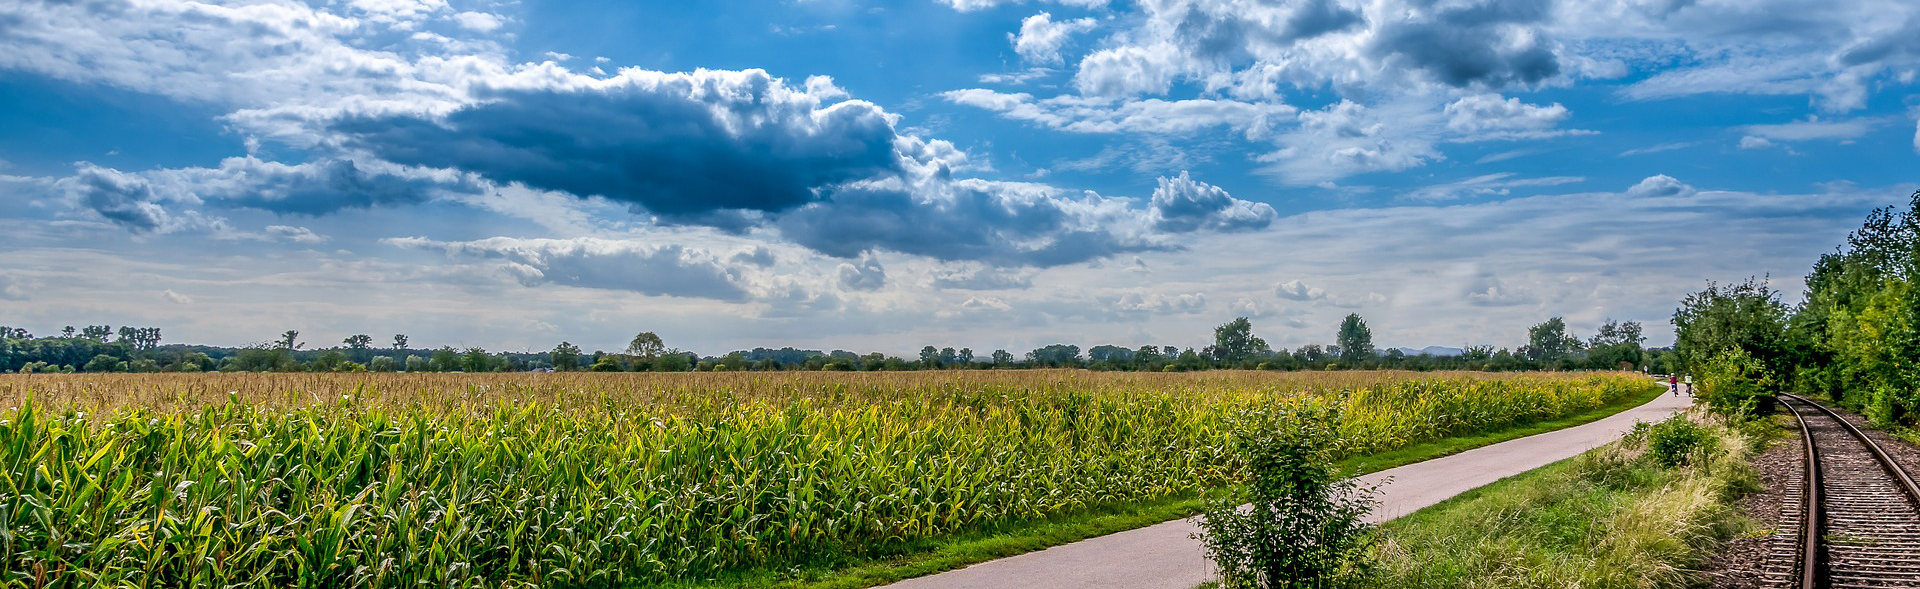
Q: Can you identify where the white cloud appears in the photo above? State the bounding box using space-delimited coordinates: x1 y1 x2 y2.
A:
1625 175 1696 198
1012 12 1097 66
977 67 1055 85
1743 116 1884 143
1275 279 1326 301
160 289 194 304
451 11 505 32
265 225 329 244
1739 135 1775 150
943 89 1294 137
1148 172 1276 232
1263 100 1444 185
1404 173 1585 201
1443 95 1588 141
1619 141 1700 157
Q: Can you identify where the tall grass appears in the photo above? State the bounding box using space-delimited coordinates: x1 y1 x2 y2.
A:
1373 413 1759 588
0 370 1658 587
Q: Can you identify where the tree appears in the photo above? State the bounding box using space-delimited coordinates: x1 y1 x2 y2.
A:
1525 317 1581 362
958 347 974 366
1587 319 1646 370
627 332 665 361
991 349 1014 366
1336 314 1375 362
920 345 940 368
404 355 428 372
463 347 491 372
81 325 112 341
1214 317 1269 364
1026 344 1083 367
429 347 459 371
393 334 408 351
551 341 582 371
61 326 76 338
369 356 398 372
343 334 373 362
1672 278 1791 377
279 330 302 351
940 347 958 367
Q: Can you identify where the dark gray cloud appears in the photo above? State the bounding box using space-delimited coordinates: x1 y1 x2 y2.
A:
1175 0 1362 63
388 237 751 301
54 158 452 232
776 180 1168 267
216 159 452 215
1149 172 1276 232
836 257 887 291
61 163 174 232
330 70 905 227
1369 1 1560 88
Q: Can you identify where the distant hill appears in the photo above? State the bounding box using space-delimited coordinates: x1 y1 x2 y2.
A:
1394 346 1465 357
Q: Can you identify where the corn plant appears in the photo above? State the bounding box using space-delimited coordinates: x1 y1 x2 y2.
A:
0 370 1659 587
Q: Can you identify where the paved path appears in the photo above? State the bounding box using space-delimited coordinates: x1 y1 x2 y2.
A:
884 385 1694 589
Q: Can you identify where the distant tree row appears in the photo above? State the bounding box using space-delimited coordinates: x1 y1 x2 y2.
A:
5 312 1660 375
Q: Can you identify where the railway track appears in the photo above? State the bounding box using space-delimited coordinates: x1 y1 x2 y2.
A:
1762 394 1920 588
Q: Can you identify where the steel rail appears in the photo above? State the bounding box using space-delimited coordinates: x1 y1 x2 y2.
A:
1778 393 1920 589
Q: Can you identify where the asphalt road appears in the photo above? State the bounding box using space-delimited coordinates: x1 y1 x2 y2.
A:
882 384 1695 589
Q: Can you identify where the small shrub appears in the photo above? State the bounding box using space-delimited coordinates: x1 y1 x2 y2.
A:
1196 402 1378 588
1642 415 1716 468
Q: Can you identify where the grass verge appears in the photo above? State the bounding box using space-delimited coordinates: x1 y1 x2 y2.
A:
706 383 1669 588
1372 412 1764 588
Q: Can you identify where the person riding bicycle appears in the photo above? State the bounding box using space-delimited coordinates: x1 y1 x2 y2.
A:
1669 374 1678 394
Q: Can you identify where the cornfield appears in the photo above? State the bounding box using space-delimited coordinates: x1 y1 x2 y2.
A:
0 370 1657 587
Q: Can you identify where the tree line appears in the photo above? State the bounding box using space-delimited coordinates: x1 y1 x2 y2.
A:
1676 189 1920 431
2 312 1661 375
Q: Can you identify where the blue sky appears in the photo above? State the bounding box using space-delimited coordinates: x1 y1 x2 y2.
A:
0 0 1916 355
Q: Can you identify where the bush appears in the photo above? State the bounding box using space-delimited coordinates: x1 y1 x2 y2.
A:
1196 402 1378 588
1695 348 1774 417
1631 414 1717 468
368 356 397 372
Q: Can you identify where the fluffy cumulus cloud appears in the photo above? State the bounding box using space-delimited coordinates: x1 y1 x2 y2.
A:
387 237 753 301
1626 175 1697 198
1274 279 1326 301
1443 94 1582 140
1148 172 1276 232
1013 12 1098 65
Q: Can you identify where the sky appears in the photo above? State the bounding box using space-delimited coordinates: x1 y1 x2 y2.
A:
0 0 1916 356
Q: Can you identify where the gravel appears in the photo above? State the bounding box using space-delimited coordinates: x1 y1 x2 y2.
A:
1702 400 1920 589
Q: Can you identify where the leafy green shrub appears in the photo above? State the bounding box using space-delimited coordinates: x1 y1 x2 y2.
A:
1639 415 1717 468
1196 402 1378 588
1695 348 1774 417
